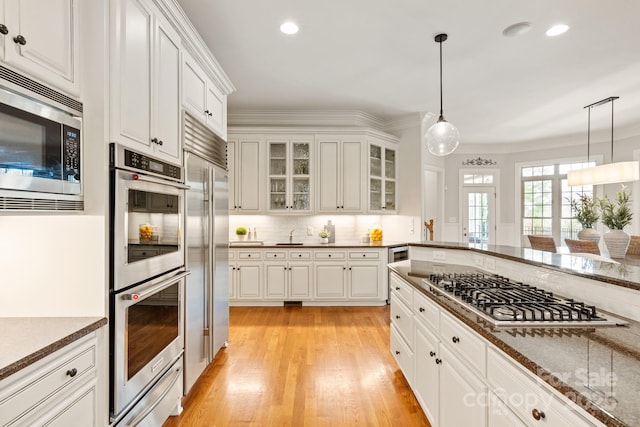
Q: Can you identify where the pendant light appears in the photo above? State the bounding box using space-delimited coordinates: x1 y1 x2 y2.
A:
426 33 460 156
567 96 640 186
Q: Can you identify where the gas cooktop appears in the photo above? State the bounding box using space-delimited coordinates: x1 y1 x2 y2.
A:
424 273 627 328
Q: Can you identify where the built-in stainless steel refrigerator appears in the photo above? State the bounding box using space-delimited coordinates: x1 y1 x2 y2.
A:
183 113 229 394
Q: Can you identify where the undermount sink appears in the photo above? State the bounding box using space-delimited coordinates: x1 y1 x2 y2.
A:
275 242 304 246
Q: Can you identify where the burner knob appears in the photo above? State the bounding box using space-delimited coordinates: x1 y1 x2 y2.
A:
531 409 546 421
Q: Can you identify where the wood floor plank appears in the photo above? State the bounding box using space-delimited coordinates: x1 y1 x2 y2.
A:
164 306 430 427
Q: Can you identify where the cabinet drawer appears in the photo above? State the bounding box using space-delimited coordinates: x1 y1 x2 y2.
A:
488 347 601 427
440 311 486 376
413 291 439 332
265 251 286 259
238 251 262 260
390 272 413 307
0 334 97 426
314 251 346 260
390 293 414 347
391 324 414 386
289 251 312 260
128 247 159 260
348 251 379 260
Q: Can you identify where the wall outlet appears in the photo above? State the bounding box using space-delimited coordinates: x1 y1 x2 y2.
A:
433 251 446 261
307 226 313 236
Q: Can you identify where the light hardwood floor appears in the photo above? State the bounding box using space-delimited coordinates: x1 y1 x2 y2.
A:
164 306 430 426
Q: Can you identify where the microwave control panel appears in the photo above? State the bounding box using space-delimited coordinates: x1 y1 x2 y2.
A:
123 149 181 181
63 125 81 183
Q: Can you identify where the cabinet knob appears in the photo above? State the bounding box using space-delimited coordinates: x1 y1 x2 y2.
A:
395 350 400 355
289 267 292 271
13 34 26 45
452 336 460 344
531 409 545 421
298 254 302 257
151 137 158 144
382 206 386 210
158 140 163 146
395 286 400 290
429 351 435 357
0 24 8 35
343 267 346 270
362 254 366 257
395 315 400 319
341 206 344 209
284 267 287 270
328 254 332 257
435 358 442 365
66 368 78 377
419 307 425 312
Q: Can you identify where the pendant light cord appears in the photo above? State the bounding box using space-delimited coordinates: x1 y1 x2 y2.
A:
611 99 615 162
587 107 591 162
438 38 443 119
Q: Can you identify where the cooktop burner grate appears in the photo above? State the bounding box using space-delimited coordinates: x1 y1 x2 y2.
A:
424 273 625 327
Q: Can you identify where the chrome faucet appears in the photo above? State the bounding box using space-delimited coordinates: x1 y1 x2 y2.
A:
289 229 296 244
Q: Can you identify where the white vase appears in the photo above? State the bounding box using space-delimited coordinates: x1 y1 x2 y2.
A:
603 229 630 258
236 234 246 241
577 227 600 244
320 237 329 244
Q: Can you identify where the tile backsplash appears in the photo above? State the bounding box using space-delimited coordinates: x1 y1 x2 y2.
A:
229 214 421 244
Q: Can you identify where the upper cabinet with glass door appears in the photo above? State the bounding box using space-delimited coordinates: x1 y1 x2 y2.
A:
267 137 312 213
368 140 396 213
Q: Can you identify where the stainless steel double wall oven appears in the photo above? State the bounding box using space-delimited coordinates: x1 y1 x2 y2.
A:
109 143 188 425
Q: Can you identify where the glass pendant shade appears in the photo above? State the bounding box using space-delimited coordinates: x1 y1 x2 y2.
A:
426 117 460 156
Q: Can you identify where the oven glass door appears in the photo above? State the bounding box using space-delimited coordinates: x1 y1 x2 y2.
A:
112 270 186 417
0 88 81 194
113 169 185 291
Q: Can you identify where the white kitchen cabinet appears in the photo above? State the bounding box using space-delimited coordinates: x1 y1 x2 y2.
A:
390 323 414 386
317 137 364 213
182 49 227 139
228 138 261 213
264 257 312 300
368 140 396 213
267 137 313 213
414 323 439 426
314 262 347 299
0 331 104 427
0 0 79 96
488 392 528 427
110 0 181 165
439 345 487 427
347 250 383 299
487 347 603 427
228 260 261 300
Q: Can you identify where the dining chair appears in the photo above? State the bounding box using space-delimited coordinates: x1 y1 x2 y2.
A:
564 239 600 255
527 235 557 253
627 236 640 256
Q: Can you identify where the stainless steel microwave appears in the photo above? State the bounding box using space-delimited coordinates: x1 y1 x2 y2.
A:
0 78 83 210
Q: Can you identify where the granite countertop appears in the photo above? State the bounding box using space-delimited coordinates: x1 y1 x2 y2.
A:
0 317 108 381
230 241 409 249
409 241 640 291
390 260 639 427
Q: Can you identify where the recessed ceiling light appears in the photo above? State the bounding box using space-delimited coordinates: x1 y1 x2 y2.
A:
546 24 569 37
280 21 299 35
502 22 532 37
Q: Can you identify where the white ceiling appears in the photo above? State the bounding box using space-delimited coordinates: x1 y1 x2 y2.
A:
176 0 640 146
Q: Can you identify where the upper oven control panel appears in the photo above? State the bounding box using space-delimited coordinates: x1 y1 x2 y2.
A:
110 143 182 182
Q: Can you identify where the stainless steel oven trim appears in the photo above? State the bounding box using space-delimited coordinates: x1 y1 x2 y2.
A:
112 269 187 417
112 169 185 291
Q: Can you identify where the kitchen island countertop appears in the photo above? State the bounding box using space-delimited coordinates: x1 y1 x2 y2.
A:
0 317 108 381
230 241 409 248
390 259 639 427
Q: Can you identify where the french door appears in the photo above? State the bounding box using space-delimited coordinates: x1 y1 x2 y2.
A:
462 187 495 245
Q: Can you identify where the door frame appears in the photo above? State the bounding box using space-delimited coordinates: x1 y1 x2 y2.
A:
459 169 500 245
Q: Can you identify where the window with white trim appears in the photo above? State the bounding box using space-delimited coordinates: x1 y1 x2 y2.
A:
521 161 595 245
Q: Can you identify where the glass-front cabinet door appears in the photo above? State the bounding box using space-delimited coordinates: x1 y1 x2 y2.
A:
368 142 396 213
268 139 312 213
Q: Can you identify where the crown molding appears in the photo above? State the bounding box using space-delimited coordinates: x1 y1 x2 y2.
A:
227 110 388 129
158 0 235 95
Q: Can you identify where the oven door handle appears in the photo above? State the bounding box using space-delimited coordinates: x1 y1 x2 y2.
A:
130 173 191 190
122 271 191 301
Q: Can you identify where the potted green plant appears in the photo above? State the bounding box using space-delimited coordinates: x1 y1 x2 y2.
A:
235 226 248 241
597 185 633 258
570 193 600 243
319 228 330 244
